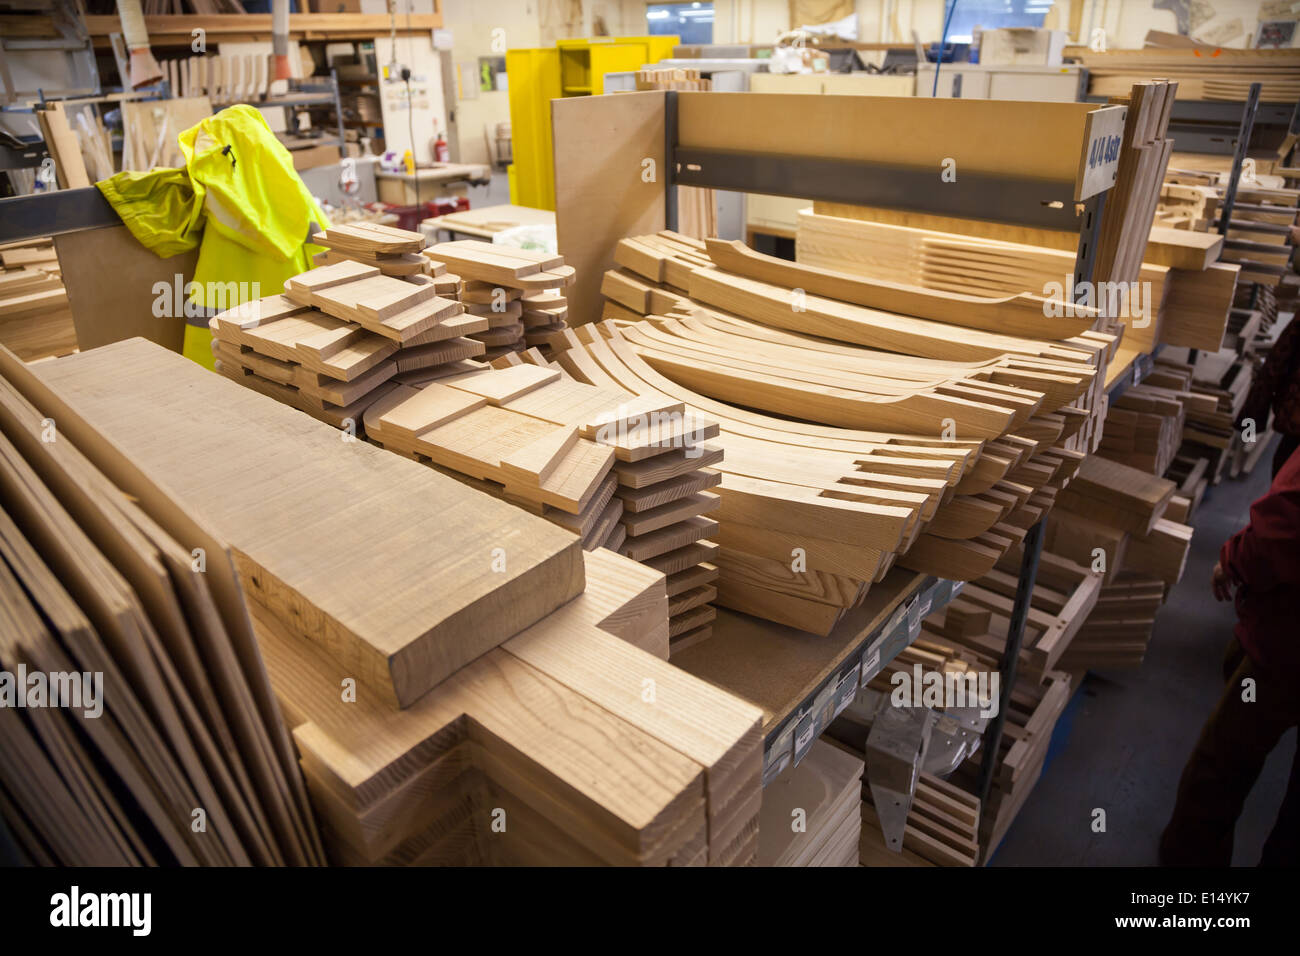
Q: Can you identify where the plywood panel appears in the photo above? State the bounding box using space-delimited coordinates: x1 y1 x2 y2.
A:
553 91 667 328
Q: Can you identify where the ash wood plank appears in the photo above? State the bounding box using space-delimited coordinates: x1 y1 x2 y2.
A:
35 340 585 710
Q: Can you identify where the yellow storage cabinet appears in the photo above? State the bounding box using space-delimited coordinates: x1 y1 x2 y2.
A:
508 35 678 210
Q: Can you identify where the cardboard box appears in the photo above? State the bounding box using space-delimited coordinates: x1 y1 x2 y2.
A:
980 28 1068 66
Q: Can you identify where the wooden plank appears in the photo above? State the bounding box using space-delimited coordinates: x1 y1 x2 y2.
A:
34 339 586 709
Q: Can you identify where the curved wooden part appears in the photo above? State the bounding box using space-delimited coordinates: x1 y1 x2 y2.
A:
670 312 1094 412
716 472 911 552
897 532 1006 581
687 269 1074 363
924 494 1006 540
556 329 1056 559
704 239 1097 339
715 548 864 636
715 521 884 582
631 342 1018 439
570 329 983 492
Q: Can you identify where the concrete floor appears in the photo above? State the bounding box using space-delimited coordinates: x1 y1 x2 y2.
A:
992 434 1295 865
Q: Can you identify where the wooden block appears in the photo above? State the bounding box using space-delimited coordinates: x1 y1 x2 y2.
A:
499 426 581 486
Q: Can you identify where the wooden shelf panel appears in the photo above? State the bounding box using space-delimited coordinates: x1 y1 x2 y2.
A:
84 13 441 46
674 568 958 783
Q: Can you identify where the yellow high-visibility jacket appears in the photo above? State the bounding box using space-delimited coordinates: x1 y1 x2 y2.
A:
97 104 329 367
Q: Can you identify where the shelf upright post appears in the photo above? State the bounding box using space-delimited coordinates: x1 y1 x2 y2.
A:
664 90 679 233
330 69 346 161
1217 82 1262 236
975 188 1108 833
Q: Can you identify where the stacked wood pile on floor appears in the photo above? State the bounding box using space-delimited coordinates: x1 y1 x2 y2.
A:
566 231 1104 636
757 738 862 867
425 240 575 362
1076 47 1300 102
210 231 487 438
362 363 723 654
0 343 323 865
0 239 77 362
27 338 766 866
630 68 716 240
1043 456 1191 669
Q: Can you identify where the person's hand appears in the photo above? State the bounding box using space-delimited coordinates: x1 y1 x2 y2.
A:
1212 561 1235 602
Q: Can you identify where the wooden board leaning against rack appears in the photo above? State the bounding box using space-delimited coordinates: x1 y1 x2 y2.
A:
24 337 766 867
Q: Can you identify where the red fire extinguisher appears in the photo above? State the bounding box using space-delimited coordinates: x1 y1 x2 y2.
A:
433 121 449 163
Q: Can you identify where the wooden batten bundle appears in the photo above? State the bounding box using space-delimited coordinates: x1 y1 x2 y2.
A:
425 240 576 362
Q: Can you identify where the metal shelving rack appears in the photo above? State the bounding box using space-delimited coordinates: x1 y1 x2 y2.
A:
654 91 1121 836
261 71 348 161
1093 84 1298 276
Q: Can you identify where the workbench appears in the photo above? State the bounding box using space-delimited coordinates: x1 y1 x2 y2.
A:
421 203 555 241
373 163 492 206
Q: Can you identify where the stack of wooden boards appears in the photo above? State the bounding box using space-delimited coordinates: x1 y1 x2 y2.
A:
312 221 458 288
210 257 484 437
1077 48 1300 102
570 232 1104 635
757 738 862 867
424 240 576 362
1156 344 1259 488
1164 163 1298 287
362 362 724 655
1097 381 1188 476
1046 456 1191 669
0 239 76 362
0 342 324 866
31 338 764 866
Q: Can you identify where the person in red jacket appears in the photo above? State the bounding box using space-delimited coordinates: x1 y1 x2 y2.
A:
1160 443 1300 866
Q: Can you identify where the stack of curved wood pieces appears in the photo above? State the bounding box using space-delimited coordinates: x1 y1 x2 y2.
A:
559 233 1107 635
424 240 575 362
30 339 765 867
361 361 724 654
210 255 488 437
